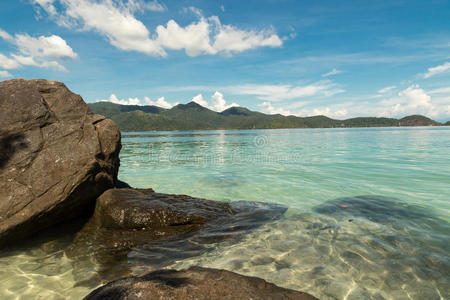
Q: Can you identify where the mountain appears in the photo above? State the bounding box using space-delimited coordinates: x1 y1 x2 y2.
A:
88 101 442 131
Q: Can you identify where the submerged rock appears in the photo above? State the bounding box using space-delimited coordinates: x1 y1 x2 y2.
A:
84 266 318 300
313 195 442 225
66 188 287 284
0 79 121 245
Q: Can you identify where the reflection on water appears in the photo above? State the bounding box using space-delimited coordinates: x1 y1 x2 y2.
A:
1 127 449 299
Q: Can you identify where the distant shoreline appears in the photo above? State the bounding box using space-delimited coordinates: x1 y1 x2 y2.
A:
89 101 449 132
119 125 449 134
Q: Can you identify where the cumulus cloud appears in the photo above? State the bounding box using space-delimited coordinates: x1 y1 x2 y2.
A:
191 94 210 107
423 61 450 78
322 68 342 77
32 0 282 57
229 81 344 102
99 94 178 108
259 102 292 116
297 106 349 119
100 94 141 105
144 96 178 108
0 28 77 71
294 85 450 120
0 53 21 69
15 34 77 59
379 85 435 117
191 92 238 111
211 17 282 55
0 70 12 78
211 91 238 111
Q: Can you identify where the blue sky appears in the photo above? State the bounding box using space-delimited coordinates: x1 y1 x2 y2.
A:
1 0 449 121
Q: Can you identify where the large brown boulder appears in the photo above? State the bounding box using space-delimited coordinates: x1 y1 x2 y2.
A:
0 79 121 245
84 266 318 300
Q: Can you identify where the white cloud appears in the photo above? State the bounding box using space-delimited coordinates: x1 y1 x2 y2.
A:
32 0 282 57
229 81 344 101
57 0 165 56
378 85 396 93
259 102 291 116
322 68 342 77
294 85 450 120
99 94 178 108
191 94 210 108
0 28 77 71
255 84 450 120
211 91 238 111
297 106 349 119
127 0 166 12
155 19 215 56
211 18 282 55
191 92 239 111
220 5 225 12
423 61 450 78
0 29 13 41
33 0 58 17
144 96 178 108
0 70 12 78
100 94 141 105
429 87 450 94
11 54 68 71
14 34 77 59
0 53 21 69
379 85 435 117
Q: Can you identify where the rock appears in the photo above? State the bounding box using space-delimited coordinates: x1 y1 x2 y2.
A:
0 79 121 245
66 188 287 283
84 266 318 300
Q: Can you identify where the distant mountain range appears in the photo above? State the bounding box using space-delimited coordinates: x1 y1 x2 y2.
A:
88 101 447 131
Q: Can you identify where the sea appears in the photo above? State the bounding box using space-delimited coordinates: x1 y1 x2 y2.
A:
1 127 449 299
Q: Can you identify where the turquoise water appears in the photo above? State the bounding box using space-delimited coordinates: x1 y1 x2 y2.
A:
1 127 449 299
119 127 450 299
120 127 450 215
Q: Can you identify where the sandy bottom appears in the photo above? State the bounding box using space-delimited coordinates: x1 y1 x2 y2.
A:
0 197 448 300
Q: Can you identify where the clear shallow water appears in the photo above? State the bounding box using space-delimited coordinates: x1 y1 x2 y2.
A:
1 127 449 299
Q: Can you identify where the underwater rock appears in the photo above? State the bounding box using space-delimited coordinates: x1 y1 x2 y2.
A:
0 79 121 245
84 266 318 300
66 188 287 283
314 195 434 223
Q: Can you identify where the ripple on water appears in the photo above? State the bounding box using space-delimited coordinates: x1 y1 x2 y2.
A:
168 196 450 300
0 195 448 299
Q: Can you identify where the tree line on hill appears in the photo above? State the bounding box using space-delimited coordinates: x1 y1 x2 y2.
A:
88 101 446 131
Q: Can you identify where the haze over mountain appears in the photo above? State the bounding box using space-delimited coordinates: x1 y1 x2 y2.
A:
89 101 443 132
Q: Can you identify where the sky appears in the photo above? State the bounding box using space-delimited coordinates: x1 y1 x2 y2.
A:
0 0 449 121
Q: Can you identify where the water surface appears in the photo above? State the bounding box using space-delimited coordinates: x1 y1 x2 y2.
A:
1 127 449 299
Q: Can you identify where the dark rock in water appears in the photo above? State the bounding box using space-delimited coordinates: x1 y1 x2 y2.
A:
84 266 317 300
314 195 432 223
66 188 287 284
0 79 121 245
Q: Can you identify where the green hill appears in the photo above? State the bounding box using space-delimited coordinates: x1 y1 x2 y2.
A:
88 101 442 131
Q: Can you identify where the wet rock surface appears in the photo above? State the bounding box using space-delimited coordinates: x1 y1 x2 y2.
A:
84 266 318 300
0 79 121 245
66 188 287 284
